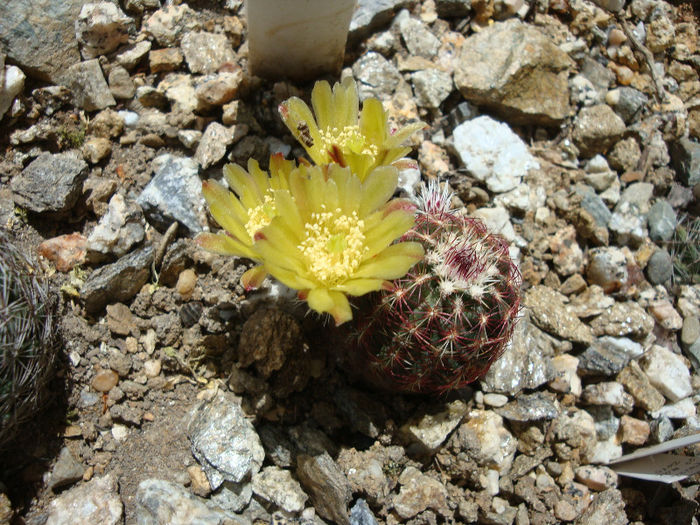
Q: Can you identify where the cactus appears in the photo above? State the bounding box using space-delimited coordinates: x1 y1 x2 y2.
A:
354 182 522 394
0 231 59 449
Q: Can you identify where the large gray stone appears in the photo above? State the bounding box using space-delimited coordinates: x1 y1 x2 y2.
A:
137 154 207 234
572 104 626 158
188 390 265 490
81 245 154 313
11 151 88 214
671 137 700 186
0 0 82 81
75 2 133 60
352 51 402 100
454 19 574 126
297 452 352 525
349 0 411 41
63 59 116 111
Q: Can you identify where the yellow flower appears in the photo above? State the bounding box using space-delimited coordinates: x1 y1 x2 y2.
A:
278 77 425 181
195 154 295 289
254 163 424 325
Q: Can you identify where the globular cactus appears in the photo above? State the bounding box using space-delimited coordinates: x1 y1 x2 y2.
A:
354 182 522 394
0 231 59 449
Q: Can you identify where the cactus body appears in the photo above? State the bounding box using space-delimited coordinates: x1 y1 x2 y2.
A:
355 183 521 393
0 231 58 449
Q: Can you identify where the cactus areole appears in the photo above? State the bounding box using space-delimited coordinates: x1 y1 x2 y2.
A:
355 182 522 394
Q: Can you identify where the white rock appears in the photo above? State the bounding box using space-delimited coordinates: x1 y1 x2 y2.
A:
76 2 133 59
87 194 145 257
453 116 538 193
112 424 128 441
471 206 516 242
46 475 122 525
588 435 622 464
641 345 692 402
178 129 202 150
0 65 26 121
575 465 618 491
483 393 509 408
452 410 517 472
400 400 467 452
651 397 697 420
549 354 582 396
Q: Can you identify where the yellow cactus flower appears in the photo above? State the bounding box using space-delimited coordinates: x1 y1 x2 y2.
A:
254 163 424 325
278 77 425 181
196 154 296 289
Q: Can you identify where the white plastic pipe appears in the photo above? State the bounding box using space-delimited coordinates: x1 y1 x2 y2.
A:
245 0 356 81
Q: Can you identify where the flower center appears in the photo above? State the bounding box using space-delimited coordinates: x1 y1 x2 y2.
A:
245 195 276 238
299 207 367 286
319 125 379 158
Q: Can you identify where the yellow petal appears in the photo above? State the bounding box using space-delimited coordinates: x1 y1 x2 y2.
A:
334 278 385 296
363 209 416 259
335 77 359 128
359 166 399 217
201 180 252 245
279 97 325 164
307 288 353 325
264 261 316 290
385 121 426 148
311 80 333 130
223 163 262 210
354 242 424 279
273 189 304 239
330 166 362 215
195 232 258 259
241 265 267 290
345 153 376 182
359 97 387 146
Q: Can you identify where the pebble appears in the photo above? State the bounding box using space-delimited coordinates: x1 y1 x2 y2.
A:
38 233 88 272
393 466 450 519
75 2 132 59
87 194 145 258
524 285 593 344
195 71 243 106
549 354 582 396
0 65 25 121
453 115 539 193
181 31 236 74
397 12 440 59
48 447 84 491
143 359 161 378
572 104 626 158
616 360 665 412
650 397 697 420
194 122 245 169
63 59 116 111
641 345 692 402
82 136 112 164
590 301 655 339
175 269 197 299
111 424 129 441
647 200 677 243
135 479 233 525
149 48 184 74
92 369 119 392
670 137 700 187
187 465 211 497
578 336 643 377
142 5 199 47
350 499 379 525
496 392 560 422
410 69 453 109
483 393 509 407
645 249 674 285
399 400 467 453
297 452 352 525
450 410 516 472
619 415 650 445
252 466 308 513
648 299 683 331
682 316 700 348
650 416 675 444
582 382 634 412
586 247 628 293
352 52 402 99
575 465 618 491
605 87 648 124
115 40 152 71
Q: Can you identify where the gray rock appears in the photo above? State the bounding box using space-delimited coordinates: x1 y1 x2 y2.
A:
258 425 294 468
188 390 264 490
137 154 207 234
350 499 379 525
209 481 252 513
11 151 88 214
590 0 625 11
349 0 409 41
48 447 84 492
582 382 634 412
397 12 440 58
524 285 593 344
572 104 626 158
0 0 82 82
608 137 641 173
578 336 643 377
181 31 235 75
410 69 453 109
195 123 245 169
551 408 597 463
81 245 154 313
75 2 133 60
135 479 243 525
606 87 648 124
646 249 673 285
647 200 677 242
576 488 627 525
617 360 666 413
46 474 122 525
496 392 560 422
454 19 574 125
587 405 620 441
251 466 308 513
591 301 655 339
481 315 554 395
297 452 352 525
452 115 539 193
649 416 674 444
670 137 700 186
333 387 387 439
88 194 145 258
685 339 700 370
143 5 200 47
616 182 654 214
581 56 615 94
352 52 402 99
108 65 135 100
399 400 467 454
63 59 116 111
435 0 472 17
0 64 25 121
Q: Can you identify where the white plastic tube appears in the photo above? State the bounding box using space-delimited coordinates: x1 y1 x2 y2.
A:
245 0 356 81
